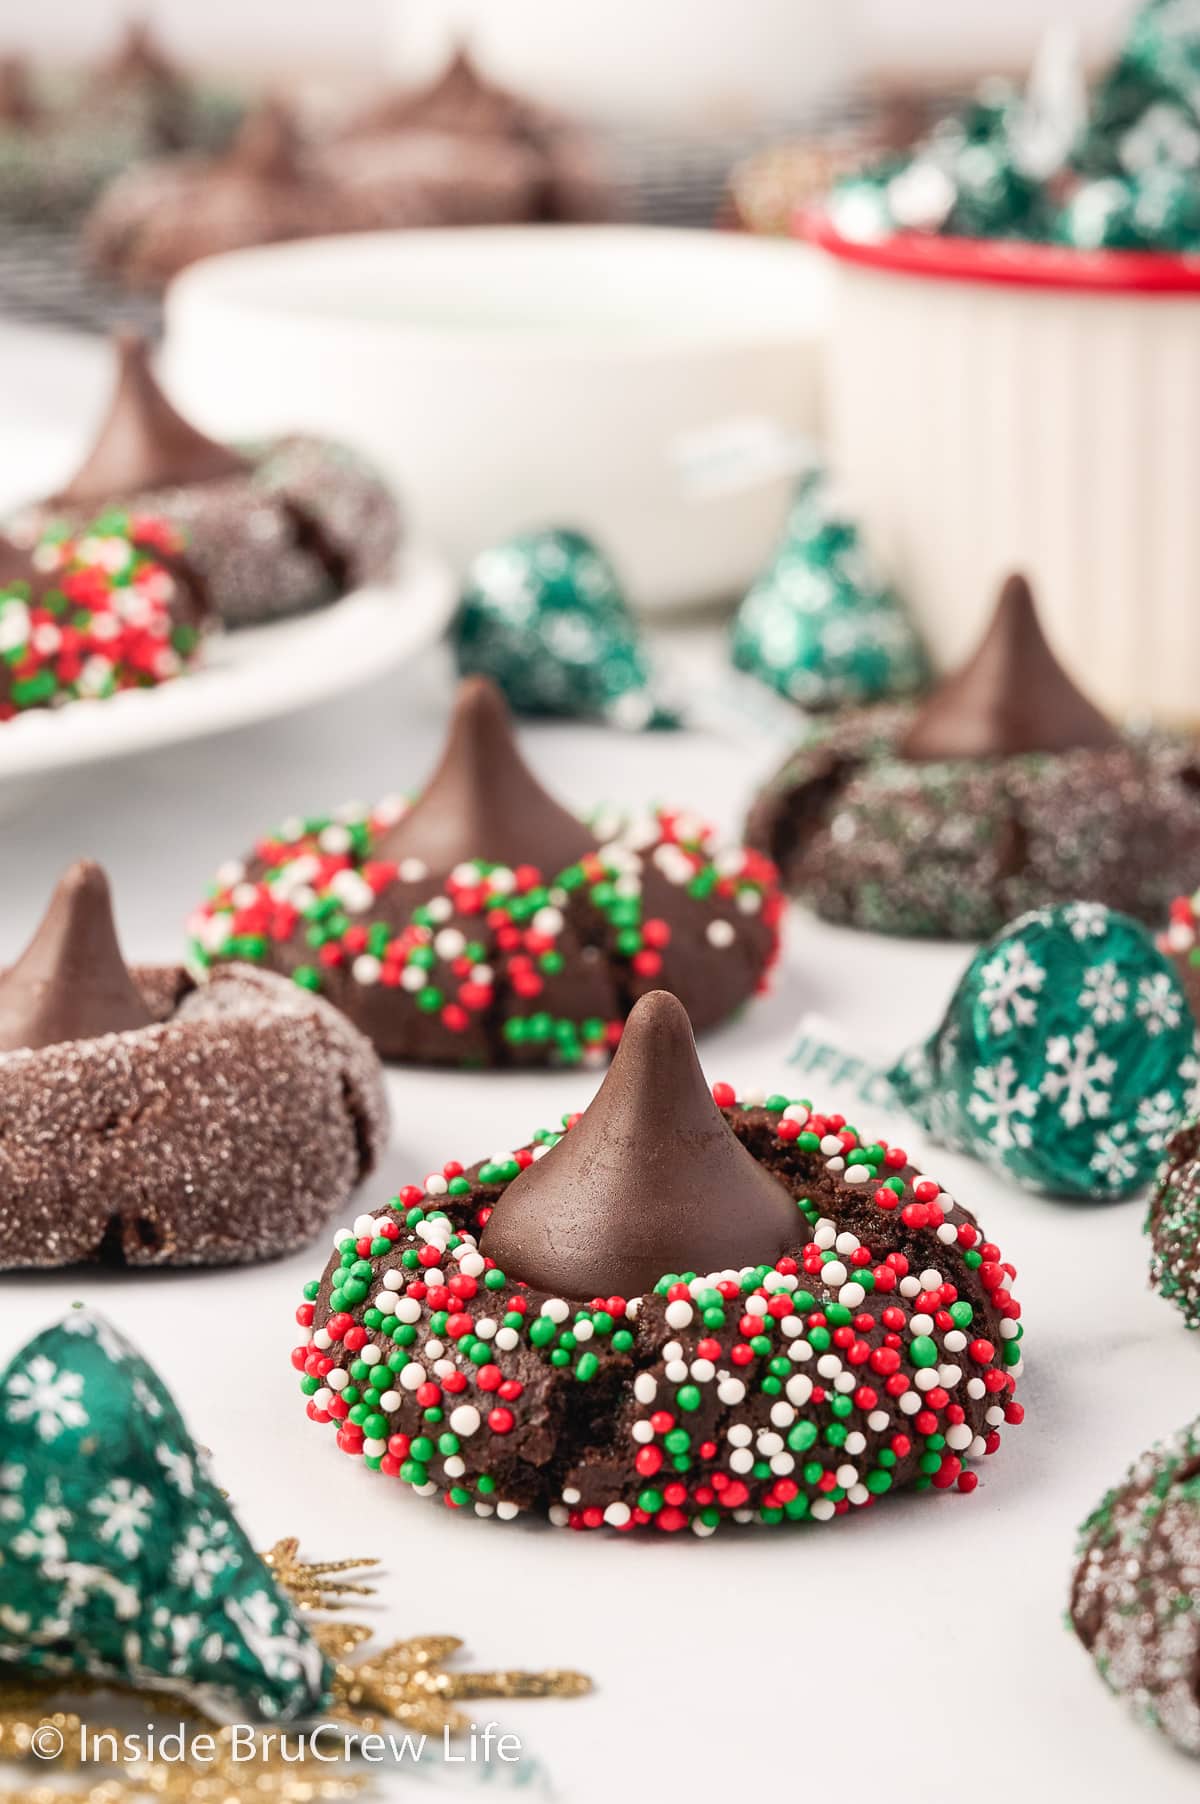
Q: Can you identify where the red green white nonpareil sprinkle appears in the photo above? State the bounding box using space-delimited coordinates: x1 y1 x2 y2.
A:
189 804 782 1066
0 513 201 717
292 1093 1024 1533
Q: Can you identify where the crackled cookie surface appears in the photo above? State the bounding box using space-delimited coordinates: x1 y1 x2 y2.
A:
293 993 1024 1532
747 575 1200 939
0 862 388 1270
191 678 782 1066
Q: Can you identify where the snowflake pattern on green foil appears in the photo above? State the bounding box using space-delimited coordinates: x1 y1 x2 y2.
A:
454 528 676 730
731 473 927 712
833 0 1200 254
888 904 1200 1199
0 1312 330 1721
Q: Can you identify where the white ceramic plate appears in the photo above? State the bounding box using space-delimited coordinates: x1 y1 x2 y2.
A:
0 547 456 783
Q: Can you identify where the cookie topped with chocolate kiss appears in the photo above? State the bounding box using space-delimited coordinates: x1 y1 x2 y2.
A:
190 677 782 1067
83 98 339 287
294 990 1025 1530
85 19 191 151
338 45 614 225
746 572 1200 939
0 22 243 227
84 53 609 292
7 331 400 630
0 860 387 1272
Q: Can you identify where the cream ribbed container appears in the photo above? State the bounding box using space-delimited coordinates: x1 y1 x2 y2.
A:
810 220 1200 725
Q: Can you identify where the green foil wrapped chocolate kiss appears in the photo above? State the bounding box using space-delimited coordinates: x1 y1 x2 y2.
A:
888 902 1199 1199
833 0 1200 253
0 1311 330 1720
731 472 927 711
454 528 677 730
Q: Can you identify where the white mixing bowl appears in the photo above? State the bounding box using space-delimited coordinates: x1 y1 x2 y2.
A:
164 226 830 613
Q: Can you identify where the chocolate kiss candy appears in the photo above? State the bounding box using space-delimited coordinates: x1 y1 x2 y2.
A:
731 470 927 711
887 901 1197 1199
0 860 153 1053
455 527 678 729
901 573 1120 761
96 21 188 151
480 990 798 1297
103 20 179 89
51 332 247 510
375 676 598 875
353 47 524 142
0 1312 330 1720
222 98 304 183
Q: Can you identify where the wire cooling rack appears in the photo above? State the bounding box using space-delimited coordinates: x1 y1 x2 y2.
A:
0 223 161 336
0 90 933 336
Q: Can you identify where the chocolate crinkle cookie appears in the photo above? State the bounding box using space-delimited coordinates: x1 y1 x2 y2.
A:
85 55 612 291
746 574 1200 940
0 26 242 224
293 992 1024 1532
83 98 543 289
336 48 614 226
0 862 388 1271
6 333 400 630
190 677 782 1067
1146 1118 1200 1330
1071 1414 1200 1756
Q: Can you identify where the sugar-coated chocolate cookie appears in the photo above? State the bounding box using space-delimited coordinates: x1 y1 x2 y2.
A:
1071 1413 1200 1756
7 334 400 630
747 575 1200 939
1146 1117 1200 1330
293 992 1023 1532
190 678 782 1066
0 862 388 1270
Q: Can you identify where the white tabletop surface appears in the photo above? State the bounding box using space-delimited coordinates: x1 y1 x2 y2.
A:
1 322 1197 1804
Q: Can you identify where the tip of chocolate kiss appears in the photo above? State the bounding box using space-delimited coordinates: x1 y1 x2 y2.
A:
373 676 598 875
0 859 154 1053
50 331 248 510
900 569 1120 762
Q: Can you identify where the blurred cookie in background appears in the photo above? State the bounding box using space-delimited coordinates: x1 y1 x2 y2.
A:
6 331 401 628
86 47 615 290
0 20 243 225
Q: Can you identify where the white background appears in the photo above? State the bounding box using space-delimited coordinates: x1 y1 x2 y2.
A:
0 326 1197 1804
7 0 1133 80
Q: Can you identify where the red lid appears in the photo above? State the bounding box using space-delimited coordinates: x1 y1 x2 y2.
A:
801 207 1200 296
